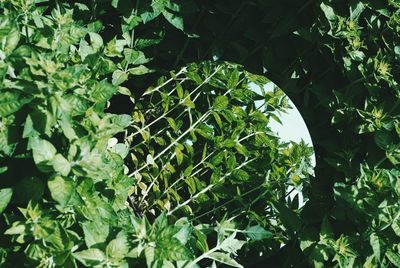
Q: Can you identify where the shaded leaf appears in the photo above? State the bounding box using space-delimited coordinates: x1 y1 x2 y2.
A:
0 188 12 214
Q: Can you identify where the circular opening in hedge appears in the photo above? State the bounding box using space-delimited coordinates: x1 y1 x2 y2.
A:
250 81 316 208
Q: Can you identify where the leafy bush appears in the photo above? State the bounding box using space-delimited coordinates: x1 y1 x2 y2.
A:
2 0 400 267
0 1 313 267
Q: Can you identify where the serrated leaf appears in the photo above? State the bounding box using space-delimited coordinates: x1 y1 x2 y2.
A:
73 248 106 266
213 96 229 110
0 188 12 214
82 221 110 248
230 169 250 183
219 232 245 254
106 234 129 260
207 252 243 268
227 68 239 89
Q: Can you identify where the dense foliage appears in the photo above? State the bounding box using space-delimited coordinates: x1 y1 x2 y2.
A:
0 1 314 267
1 0 400 267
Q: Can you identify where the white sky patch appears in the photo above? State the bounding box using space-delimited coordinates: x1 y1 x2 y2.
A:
250 82 316 208
250 82 316 166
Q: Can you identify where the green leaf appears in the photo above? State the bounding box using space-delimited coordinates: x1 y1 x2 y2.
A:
320 3 336 26
105 38 126 57
14 177 44 203
112 70 128 86
230 169 250 183
194 229 208 252
51 154 71 176
4 221 25 235
58 116 77 141
386 251 400 268
270 201 301 233
244 225 273 241
106 234 129 260
176 82 184 99
163 11 184 31
392 222 400 237
147 154 155 166
0 188 13 214
212 112 223 129
124 49 149 65
109 143 129 159
350 2 365 20
73 248 106 266
207 252 243 268
30 137 57 172
118 86 132 96
219 233 245 254
167 117 178 131
128 65 152 75
213 96 229 110
183 98 196 108
374 130 393 149
175 147 183 165
48 176 78 207
0 92 31 117
90 80 118 103
227 68 239 90
82 221 110 248
5 26 20 54
370 233 380 262
88 32 103 50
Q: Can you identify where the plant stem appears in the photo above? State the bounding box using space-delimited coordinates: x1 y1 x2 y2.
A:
131 66 221 137
167 158 256 215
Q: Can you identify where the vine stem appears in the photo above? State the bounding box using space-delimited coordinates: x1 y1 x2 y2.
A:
135 111 212 207
130 66 222 137
185 243 221 268
154 130 268 207
167 158 256 215
192 171 271 221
